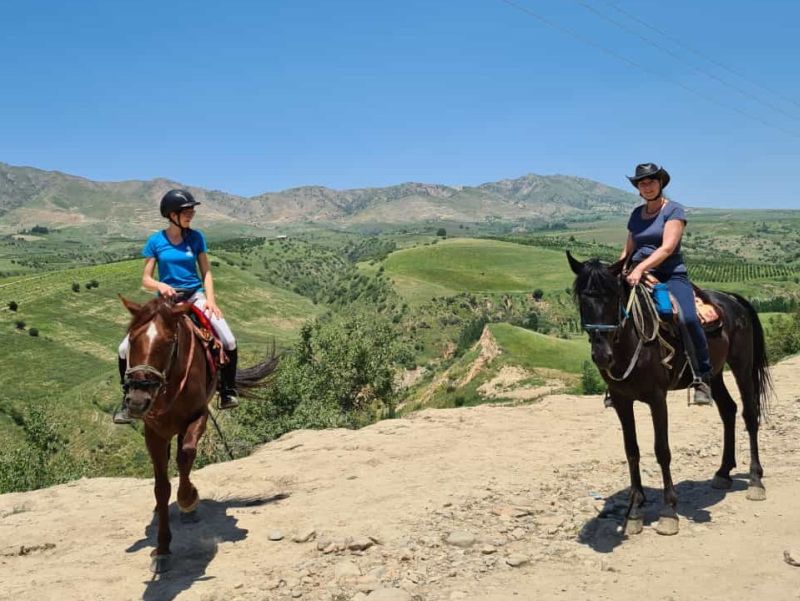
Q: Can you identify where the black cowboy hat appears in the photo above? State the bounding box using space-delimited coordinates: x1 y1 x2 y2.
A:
627 163 670 189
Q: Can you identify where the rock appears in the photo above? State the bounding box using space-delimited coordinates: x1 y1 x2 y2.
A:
322 543 338 554
506 554 530 567
367 589 413 601
481 545 497 555
398 547 414 561
264 578 283 590
784 550 800 567
348 536 375 551
352 594 369 601
510 527 526 540
293 528 317 543
268 529 285 541
491 505 532 518
334 560 362 582
445 531 475 548
291 589 303 599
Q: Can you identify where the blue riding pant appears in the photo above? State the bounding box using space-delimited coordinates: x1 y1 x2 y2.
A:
655 271 712 375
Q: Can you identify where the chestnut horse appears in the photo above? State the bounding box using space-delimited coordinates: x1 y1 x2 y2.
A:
121 296 277 573
567 252 771 536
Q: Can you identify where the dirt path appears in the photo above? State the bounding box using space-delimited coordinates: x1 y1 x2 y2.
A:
1 357 799 601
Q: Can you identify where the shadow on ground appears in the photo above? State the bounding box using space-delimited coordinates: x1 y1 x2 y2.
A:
577 474 749 553
126 493 288 601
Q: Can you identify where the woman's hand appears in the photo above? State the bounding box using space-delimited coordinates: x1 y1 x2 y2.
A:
157 282 177 298
626 267 645 287
204 301 223 319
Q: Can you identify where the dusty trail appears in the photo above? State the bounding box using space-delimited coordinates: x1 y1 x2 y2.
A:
1 357 799 601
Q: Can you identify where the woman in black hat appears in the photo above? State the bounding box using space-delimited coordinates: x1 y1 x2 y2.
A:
620 163 714 405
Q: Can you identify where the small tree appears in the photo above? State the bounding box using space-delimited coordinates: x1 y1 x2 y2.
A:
581 360 605 394
8 301 17 312
71 282 80 293
29 328 39 337
15 320 25 330
436 228 447 238
532 288 544 301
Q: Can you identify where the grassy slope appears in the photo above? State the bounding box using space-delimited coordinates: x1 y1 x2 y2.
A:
488 323 589 374
0 256 320 475
384 238 573 305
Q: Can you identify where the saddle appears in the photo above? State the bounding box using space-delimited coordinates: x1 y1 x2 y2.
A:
185 305 228 377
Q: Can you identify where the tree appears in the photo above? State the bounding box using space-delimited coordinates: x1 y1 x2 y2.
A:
29 328 39 337
532 288 544 301
8 301 17 311
436 228 447 238
581 360 605 395
71 282 80 293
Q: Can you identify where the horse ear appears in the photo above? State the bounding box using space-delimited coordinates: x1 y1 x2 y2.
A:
566 250 584 275
119 295 142 316
608 258 626 276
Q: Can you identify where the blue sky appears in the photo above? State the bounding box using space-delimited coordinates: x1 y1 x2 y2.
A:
1 0 798 208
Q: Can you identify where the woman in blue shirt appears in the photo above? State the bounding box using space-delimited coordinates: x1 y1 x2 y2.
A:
620 163 713 405
113 189 239 423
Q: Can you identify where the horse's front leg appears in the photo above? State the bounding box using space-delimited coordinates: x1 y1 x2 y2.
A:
176 412 208 522
145 427 172 573
649 394 679 535
613 396 646 535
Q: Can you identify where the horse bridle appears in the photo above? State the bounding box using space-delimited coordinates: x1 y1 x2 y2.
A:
125 327 179 394
579 288 631 337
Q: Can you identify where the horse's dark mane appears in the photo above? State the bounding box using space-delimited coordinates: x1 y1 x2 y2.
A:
572 258 620 299
127 297 176 333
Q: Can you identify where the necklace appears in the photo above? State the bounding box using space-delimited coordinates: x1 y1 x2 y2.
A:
644 200 664 215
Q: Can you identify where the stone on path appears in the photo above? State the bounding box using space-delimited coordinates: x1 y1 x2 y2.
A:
506 553 530 567
268 529 284 541
445 531 475 548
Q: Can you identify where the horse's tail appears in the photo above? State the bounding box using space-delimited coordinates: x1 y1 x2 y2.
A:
234 345 280 397
729 292 772 422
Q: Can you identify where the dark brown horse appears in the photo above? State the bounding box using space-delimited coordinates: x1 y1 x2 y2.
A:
120 296 277 573
567 252 771 536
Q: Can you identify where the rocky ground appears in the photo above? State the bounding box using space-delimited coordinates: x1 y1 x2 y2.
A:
2 356 800 601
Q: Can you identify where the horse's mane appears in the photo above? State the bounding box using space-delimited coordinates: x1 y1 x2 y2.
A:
127 297 177 333
572 258 620 298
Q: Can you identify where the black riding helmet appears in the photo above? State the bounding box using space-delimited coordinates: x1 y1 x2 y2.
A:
627 163 670 189
160 189 201 218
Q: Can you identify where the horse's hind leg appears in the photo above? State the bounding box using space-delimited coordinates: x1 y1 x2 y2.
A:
613 397 646 535
711 375 737 489
731 368 766 500
177 413 209 519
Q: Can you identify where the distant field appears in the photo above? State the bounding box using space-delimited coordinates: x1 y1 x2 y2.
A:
384 238 573 304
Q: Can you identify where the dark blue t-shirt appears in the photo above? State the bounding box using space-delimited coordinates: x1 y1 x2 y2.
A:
142 229 208 291
627 201 687 275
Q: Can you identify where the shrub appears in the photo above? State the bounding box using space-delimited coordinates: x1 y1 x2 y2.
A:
15 320 25 330
581 360 606 395
8 301 17 311
71 282 80 293
436 228 447 237
29 328 39 337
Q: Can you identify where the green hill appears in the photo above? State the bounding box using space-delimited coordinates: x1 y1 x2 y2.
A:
384 238 574 305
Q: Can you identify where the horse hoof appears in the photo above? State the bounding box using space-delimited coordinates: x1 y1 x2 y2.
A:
746 486 767 501
624 518 643 536
711 475 732 490
150 554 171 574
180 509 200 524
178 492 200 514
656 516 679 536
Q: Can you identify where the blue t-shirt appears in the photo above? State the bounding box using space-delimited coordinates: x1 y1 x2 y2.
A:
142 229 208 291
627 201 687 275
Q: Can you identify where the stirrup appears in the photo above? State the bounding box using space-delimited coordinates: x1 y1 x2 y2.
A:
218 391 240 410
112 404 132 424
689 378 714 406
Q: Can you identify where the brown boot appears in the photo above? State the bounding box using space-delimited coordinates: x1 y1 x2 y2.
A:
691 374 714 406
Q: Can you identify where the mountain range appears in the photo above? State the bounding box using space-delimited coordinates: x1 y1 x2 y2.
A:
0 161 639 234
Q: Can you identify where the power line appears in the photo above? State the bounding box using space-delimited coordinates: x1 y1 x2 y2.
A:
496 0 800 139
598 0 800 111
571 0 800 121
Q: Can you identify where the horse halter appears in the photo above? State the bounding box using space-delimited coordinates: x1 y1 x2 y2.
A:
125 326 179 394
579 289 631 336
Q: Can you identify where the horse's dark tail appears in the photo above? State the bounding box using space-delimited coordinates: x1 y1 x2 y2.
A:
729 292 772 422
235 344 280 398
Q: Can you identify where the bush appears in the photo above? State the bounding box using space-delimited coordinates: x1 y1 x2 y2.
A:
532 288 544 301
581 360 606 395
15 320 25 330
71 282 80 293
0 405 86 493
8 301 17 311
29 328 39 337
436 228 447 238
